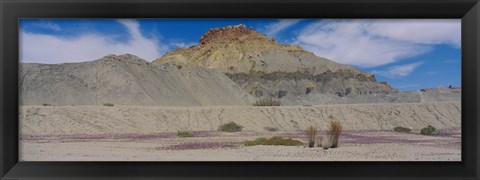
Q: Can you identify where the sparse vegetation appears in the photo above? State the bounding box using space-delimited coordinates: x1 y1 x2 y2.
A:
306 125 318 148
218 122 243 132
253 97 281 106
244 136 303 146
327 121 342 148
421 125 436 135
42 103 51 106
394 126 412 133
264 126 279 132
103 103 114 106
177 131 194 138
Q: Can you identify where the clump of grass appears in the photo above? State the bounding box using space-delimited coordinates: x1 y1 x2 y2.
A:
42 103 51 106
103 103 114 106
394 126 412 133
306 125 318 148
244 136 303 146
177 131 194 138
218 122 243 132
327 121 342 148
264 126 279 132
420 125 436 135
253 97 281 106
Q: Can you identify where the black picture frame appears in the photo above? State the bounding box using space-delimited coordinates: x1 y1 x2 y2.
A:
1 0 479 179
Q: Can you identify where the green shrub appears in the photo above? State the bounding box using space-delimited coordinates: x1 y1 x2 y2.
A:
103 103 114 106
253 97 281 106
394 126 412 133
244 136 303 146
420 125 436 135
218 122 243 132
177 131 194 138
264 126 279 132
244 137 268 146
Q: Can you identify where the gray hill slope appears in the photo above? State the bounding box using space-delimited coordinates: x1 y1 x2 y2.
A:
20 54 255 106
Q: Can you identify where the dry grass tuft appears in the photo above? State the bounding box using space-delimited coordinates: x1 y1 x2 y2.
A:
306 125 318 147
327 121 342 148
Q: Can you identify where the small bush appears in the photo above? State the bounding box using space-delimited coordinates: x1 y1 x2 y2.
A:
177 131 194 138
253 97 281 106
394 126 412 133
42 103 51 106
420 125 436 135
327 121 342 148
244 137 268 146
103 103 114 106
244 136 303 146
264 126 279 132
218 122 243 132
306 125 318 148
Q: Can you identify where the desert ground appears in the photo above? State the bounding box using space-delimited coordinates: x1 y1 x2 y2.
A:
20 129 460 161
19 102 461 161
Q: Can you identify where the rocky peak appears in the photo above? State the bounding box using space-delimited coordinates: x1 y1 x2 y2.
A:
199 24 269 44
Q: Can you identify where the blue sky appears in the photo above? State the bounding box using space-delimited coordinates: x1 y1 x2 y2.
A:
19 19 461 91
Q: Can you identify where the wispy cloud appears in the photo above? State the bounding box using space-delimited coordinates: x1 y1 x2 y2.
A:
31 21 62 31
368 20 461 48
20 19 166 64
262 19 302 38
295 19 460 68
373 62 424 78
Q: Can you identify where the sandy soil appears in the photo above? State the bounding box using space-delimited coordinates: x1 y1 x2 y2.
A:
19 103 461 161
20 129 461 161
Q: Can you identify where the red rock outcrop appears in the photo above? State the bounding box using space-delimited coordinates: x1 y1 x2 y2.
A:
199 24 264 44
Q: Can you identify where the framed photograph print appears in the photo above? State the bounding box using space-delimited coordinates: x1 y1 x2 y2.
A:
1 0 479 179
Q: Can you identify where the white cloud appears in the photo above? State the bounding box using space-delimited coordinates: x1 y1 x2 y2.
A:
20 19 165 64
262 19 302 38
295 19 460 67
368 19 461 47
373 61 424 78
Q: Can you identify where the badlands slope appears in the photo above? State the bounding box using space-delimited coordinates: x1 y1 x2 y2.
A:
154 24 398 97
20 54 254 106
20 102 460 136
